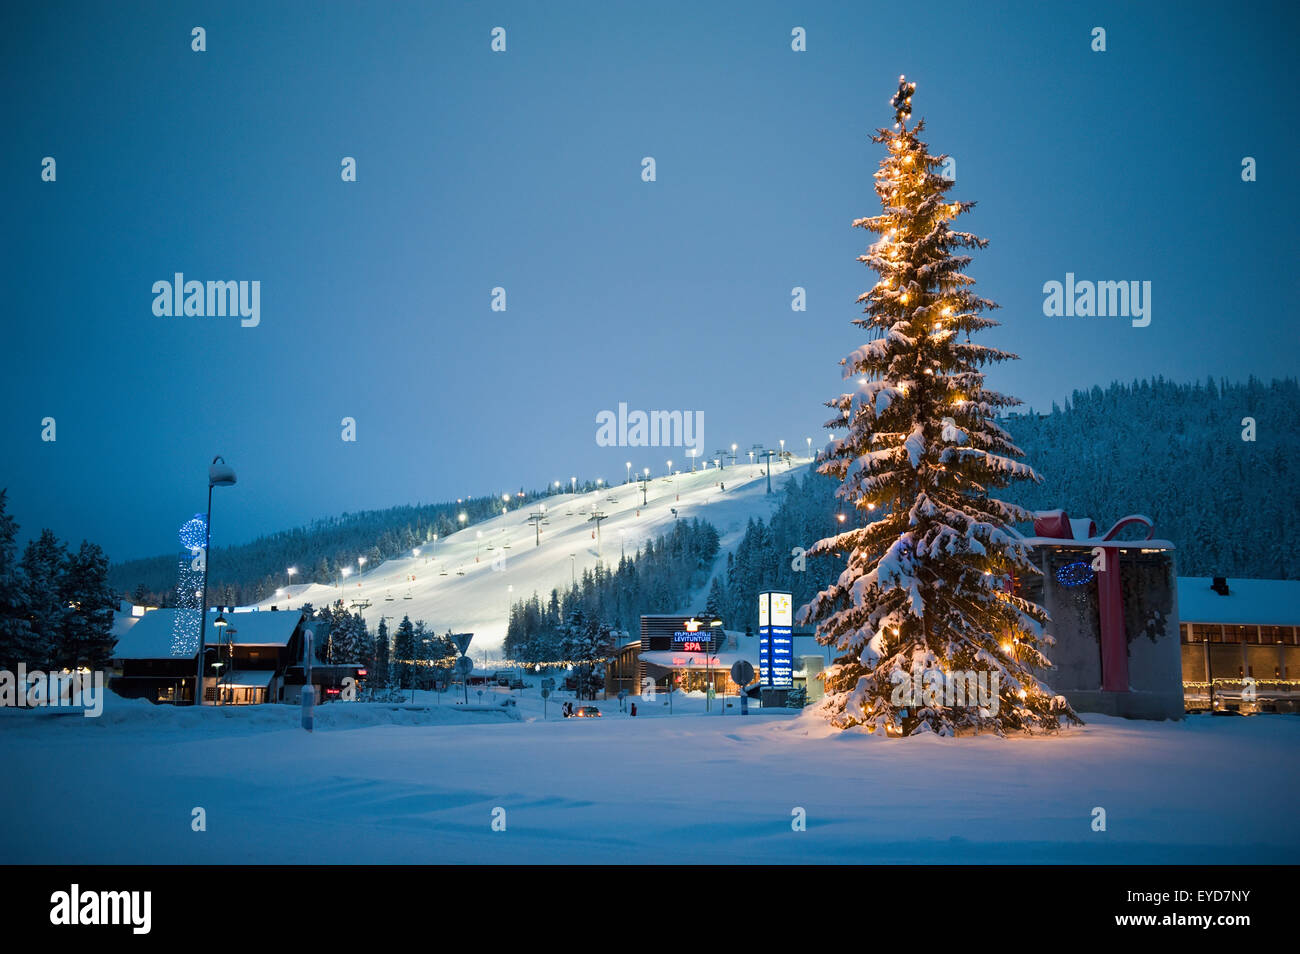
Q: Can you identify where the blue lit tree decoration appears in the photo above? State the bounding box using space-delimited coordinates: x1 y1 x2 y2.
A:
179 514 207 551
170 515 207 657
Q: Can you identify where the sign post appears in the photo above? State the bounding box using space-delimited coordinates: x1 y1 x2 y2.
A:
455 653 473 704
730 660 754 716
541 677 555 720
301 629 315 732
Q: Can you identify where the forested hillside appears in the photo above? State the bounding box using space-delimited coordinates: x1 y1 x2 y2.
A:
708 377 1298 630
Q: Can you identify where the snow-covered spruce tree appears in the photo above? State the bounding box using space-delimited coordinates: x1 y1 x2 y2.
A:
798 77 1078 737
60 541 118 670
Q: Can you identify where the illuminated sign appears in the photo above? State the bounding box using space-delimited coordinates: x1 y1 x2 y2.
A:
758 591 794 688
643 615 722 654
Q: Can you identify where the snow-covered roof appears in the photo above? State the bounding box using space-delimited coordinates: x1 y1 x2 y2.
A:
1177 577 1300 627
113 608 303 661
1020 535 1176 551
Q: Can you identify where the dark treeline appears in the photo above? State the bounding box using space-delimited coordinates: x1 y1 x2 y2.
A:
504 518 720 660
707 471 846 633
0 490 118 672
1003 376 1298 579
710 377 1299 633
297 601 457 697
109 485 576 607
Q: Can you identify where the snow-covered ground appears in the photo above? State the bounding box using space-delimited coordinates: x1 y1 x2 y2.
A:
251 459 806 654
2 689 1296 864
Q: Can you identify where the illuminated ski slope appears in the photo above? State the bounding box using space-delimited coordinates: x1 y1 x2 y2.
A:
254 458 812 652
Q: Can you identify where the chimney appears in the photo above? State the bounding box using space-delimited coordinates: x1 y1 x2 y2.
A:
1211 577 1230 596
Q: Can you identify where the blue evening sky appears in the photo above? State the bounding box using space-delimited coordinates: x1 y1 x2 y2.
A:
3 0 1295 560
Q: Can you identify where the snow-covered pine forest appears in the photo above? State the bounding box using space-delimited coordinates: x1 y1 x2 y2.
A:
709 376 1298 633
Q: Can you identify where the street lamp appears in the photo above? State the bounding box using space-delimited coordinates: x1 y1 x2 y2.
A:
731 443 737 466
806 436 812 458
666 459 672 477
195 456 236 706
625 461 631 483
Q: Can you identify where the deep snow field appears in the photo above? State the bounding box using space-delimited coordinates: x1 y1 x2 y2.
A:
2 687 1297 864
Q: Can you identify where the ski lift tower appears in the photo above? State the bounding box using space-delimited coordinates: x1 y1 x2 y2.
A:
588 509 607 556
526 507 549 547
757 447 775 494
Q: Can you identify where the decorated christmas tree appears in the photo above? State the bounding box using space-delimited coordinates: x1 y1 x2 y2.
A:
799 77 1080 736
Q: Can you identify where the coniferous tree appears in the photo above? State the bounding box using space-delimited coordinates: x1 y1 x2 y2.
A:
799 77 1077 736
20 529 68 671
374 616 391 688
392 615 415 692
0 491 34 672
60 541 117 670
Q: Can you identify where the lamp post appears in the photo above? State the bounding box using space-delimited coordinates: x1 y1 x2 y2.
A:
731 443 737 466
625 461 632 484
196 457 236 705
806 436 812 459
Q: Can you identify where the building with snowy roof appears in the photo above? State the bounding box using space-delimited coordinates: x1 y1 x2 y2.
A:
111 607 315 705
1176 576 1300 712
607 614 828 703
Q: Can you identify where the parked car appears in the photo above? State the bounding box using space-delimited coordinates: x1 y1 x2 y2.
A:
573 706 602 718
